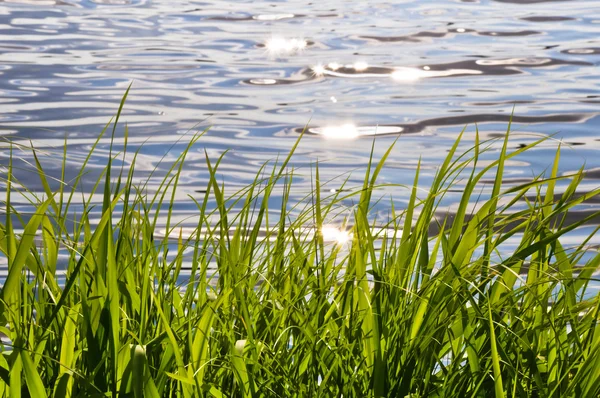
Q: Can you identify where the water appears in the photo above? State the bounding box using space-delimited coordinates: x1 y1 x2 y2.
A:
1 0 600 277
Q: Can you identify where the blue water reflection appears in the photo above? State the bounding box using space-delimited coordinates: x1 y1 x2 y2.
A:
0 0 599 282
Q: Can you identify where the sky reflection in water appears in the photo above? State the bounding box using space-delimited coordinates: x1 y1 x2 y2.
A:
0 0 599 277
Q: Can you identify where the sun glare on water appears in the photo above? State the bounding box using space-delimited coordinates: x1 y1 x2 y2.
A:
353 61 369 71
391 67 427 82
254 13 295 21
321 226 352 244
321 123 359 139
265 36 307 55
312 64 326 76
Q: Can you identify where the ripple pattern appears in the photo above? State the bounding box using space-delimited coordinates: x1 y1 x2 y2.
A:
0 0 599 245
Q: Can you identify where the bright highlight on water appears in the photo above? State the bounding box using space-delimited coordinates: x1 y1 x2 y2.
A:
265 36 307 55
321 225 352 244
321 123 359 139
309 124 403 139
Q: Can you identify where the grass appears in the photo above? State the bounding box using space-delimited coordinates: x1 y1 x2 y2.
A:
1 90 600 397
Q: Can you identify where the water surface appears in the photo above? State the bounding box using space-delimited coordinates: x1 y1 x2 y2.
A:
1 0 599 278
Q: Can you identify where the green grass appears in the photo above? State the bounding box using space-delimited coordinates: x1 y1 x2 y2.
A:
1 91 600 397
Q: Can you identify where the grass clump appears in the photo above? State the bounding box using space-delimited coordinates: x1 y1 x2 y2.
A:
1 93 600 397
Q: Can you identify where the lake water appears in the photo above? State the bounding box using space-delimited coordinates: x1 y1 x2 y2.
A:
1 0 600 278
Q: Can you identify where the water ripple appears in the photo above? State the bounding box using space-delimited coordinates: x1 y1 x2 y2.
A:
0 0 598 244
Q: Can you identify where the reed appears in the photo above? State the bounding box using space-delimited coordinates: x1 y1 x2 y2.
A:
1 90 599 397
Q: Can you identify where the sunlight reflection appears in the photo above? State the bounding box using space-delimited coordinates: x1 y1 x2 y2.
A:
353 61 369 71
311 62 482 81
321 123 359 139
254 14 295 21
391 67 427 82
249 78 277 85
322 225 352 244
265 36 306 55
312 64 326 76
309 125 403 139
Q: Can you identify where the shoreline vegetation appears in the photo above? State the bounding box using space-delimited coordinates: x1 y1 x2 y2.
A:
1 92 600 397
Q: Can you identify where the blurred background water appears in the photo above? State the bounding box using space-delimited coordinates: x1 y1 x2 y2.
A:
0 0 599 280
